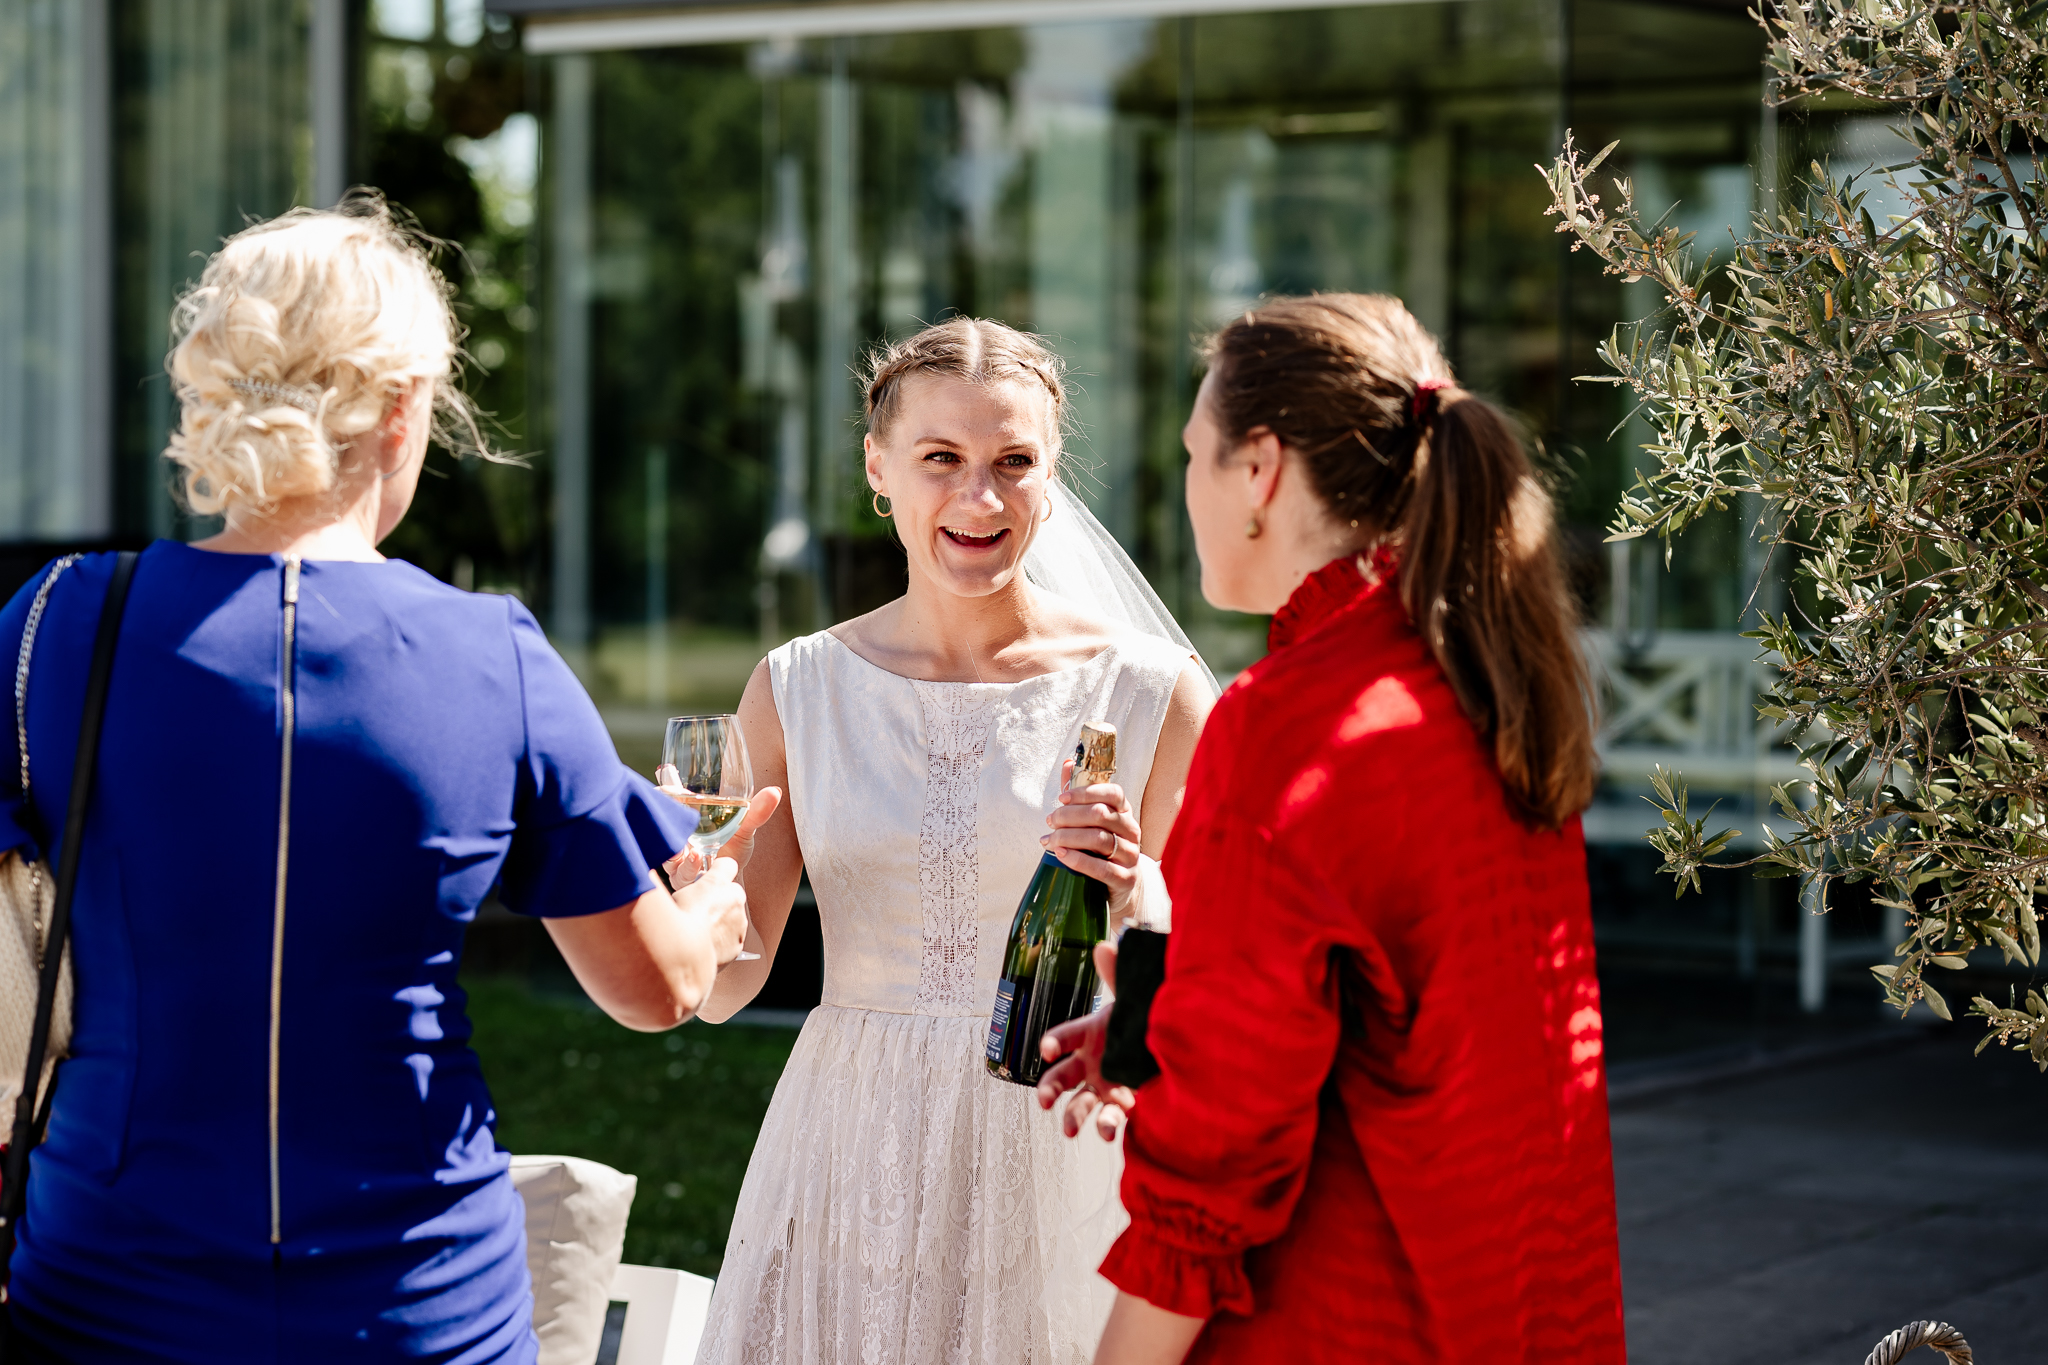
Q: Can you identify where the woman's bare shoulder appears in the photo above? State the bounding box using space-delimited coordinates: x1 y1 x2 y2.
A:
823 599 920 676
824 599 901 648
738 655 786 753
1023 587 1122 649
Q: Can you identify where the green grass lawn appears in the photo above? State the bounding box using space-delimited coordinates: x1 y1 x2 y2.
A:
462 976 799 1279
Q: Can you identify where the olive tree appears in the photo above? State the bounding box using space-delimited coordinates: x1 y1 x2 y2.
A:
1541 0 2048 1062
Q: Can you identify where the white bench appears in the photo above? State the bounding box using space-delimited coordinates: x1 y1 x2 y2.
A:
604 1263 714 1365
511 1154 715 1365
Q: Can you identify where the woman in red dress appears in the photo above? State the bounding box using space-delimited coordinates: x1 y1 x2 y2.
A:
1039 294 1625 1364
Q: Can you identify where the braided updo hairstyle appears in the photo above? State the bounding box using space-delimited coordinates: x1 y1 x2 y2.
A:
163 191 488 517
1205 293 1597 828
861 317 1069 447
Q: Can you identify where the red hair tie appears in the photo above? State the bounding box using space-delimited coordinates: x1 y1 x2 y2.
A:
1412 377 1452 420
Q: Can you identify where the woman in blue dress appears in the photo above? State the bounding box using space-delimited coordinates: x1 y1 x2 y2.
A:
0 198 763 1362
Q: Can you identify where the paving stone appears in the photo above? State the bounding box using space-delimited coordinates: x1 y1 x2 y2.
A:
1614 1029 2048 1364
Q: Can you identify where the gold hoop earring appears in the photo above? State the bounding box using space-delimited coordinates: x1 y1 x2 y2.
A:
872 491 892 519
1244 516 1262 539
1040 499 1053 525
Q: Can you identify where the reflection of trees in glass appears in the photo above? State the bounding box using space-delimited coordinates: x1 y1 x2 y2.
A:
2 2 98 537
112 0 310 539
361 20 536 598
584 48 769 636
1561 0 1771 628
387 3 1775 672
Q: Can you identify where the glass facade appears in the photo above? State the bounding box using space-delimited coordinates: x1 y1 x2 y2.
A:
512 3 1788 716
545 7 1600 692
113 0 314 539
4 0 1929 1053
0 0 109 538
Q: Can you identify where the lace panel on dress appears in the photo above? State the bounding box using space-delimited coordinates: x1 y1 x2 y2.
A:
909 682 998 1014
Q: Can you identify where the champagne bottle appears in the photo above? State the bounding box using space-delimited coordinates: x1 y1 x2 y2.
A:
985 721 1116 1086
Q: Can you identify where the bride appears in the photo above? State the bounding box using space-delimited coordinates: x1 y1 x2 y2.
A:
690 317 1212 1365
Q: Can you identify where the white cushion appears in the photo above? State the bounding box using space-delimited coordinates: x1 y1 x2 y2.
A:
510 1154 639 1365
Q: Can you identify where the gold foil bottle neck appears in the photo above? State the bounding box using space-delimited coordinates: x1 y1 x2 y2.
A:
1073 720 1118 787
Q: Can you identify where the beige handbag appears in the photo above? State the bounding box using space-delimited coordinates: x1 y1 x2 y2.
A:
0 556 78 1115
1 551 134 1286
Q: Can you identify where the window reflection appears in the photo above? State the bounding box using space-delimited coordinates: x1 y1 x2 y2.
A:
0 0 105 538
114 0 309 539
552 3 1767 689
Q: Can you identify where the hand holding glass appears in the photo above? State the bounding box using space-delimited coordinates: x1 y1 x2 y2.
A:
657 713 758 961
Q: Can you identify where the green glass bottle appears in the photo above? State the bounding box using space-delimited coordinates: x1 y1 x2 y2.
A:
985 721 1115 1086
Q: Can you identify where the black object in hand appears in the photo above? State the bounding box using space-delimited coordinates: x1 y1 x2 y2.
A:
1101 928 1167 1088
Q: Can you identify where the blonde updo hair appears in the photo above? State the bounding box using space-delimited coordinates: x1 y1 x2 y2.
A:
861 317 1069 450
164 191 486 517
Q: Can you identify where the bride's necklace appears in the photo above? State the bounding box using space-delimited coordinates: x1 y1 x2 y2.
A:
957 620 1008 685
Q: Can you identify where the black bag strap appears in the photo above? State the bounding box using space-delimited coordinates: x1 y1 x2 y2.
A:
1 550 139 1242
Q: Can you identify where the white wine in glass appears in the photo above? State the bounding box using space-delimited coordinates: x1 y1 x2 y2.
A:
657 713 758 961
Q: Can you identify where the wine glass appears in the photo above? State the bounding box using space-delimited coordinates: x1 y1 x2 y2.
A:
657 713 758 961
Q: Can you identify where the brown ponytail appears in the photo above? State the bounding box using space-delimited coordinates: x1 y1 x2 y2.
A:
1205 294 1597 828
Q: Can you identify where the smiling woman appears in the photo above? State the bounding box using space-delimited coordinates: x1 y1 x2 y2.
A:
848 318 1109 679
677 317 1213 1365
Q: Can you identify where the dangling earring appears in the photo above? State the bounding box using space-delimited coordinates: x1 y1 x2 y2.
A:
1244 515 1262 539
872 491 892 518
1040 499 1053 524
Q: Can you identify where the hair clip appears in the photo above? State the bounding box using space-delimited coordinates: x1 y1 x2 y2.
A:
227 378 322 414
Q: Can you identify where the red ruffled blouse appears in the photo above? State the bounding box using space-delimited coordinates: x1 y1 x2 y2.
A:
1102 556 1626 1364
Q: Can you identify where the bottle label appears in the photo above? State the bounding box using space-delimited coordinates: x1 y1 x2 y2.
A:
986 980 1016 1063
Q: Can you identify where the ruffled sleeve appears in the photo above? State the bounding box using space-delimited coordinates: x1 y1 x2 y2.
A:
497 601 697 917
1098 1220 1256 1320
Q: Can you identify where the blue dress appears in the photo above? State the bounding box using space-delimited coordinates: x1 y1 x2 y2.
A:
0 544 695 1363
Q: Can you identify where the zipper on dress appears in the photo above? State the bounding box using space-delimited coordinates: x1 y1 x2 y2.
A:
269 555 299 1246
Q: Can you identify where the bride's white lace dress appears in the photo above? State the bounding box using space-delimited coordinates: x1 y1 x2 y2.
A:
695 629 1189 1365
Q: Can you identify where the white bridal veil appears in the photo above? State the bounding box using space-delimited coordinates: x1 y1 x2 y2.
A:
1023 481 1221 698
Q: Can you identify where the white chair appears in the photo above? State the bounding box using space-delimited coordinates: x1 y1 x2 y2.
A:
606 1263 715 1365
510 1154 715 1365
